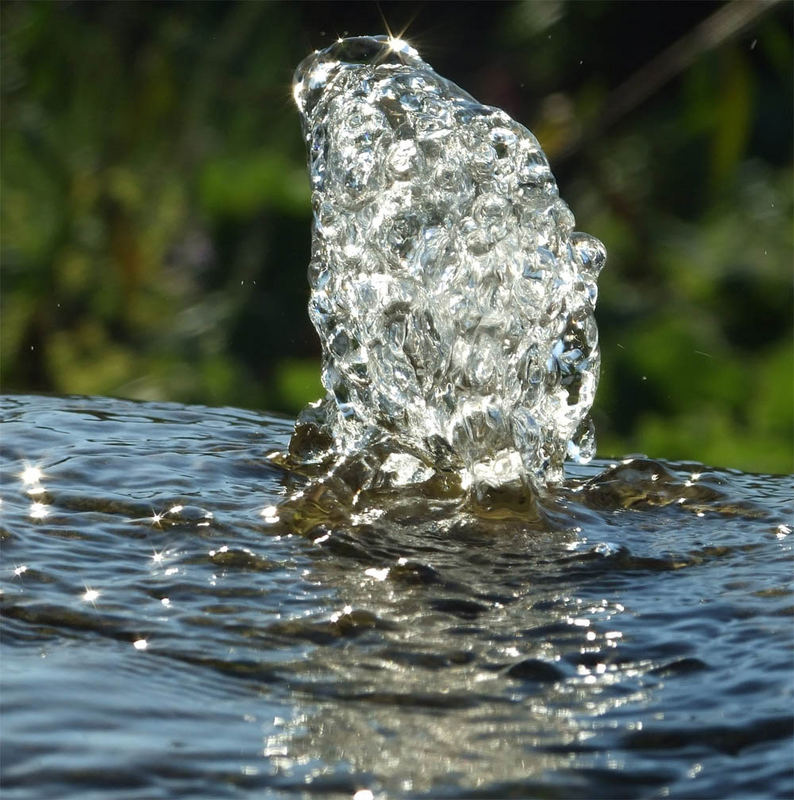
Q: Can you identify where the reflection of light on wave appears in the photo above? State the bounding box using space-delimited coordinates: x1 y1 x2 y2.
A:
261 505 280 524
20 465 43 486
305 555 633 789
20 464 50 518
82 586 100 604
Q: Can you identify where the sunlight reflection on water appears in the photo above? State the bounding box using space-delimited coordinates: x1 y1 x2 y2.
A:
0 394 792 800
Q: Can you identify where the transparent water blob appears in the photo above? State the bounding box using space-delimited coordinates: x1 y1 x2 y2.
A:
287 35 606 494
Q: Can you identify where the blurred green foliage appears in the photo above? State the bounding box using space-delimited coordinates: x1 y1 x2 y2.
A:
2 1 792 473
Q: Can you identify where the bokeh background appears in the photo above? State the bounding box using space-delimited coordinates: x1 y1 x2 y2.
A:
2 0 792 472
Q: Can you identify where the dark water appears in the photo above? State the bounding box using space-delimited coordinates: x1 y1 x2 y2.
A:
1 394 792 800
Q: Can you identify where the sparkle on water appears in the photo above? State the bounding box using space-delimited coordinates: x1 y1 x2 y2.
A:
1 394 792 800
287 35 605 494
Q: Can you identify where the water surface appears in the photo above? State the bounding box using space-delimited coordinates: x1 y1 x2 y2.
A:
1 394 792 799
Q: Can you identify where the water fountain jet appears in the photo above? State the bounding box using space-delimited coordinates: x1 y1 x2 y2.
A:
285 35 606 496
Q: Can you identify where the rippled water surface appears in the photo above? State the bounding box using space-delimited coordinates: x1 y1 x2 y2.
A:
1 394 792 799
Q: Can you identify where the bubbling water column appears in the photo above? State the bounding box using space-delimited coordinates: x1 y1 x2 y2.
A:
290 35 605 492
